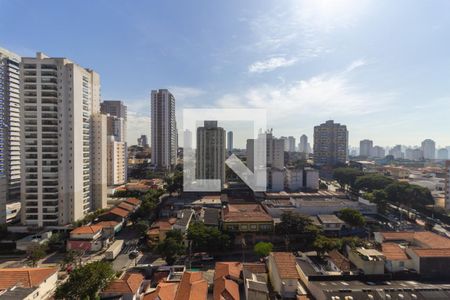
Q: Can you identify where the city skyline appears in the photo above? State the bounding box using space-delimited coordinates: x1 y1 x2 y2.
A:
1 0 450 147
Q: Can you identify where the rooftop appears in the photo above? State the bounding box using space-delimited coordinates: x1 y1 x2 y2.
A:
71 224 103 235
213 276 240 300
222 204 272 223
0 267 57 290
214 262 242 281
411 248 450 258
317 214 345 224
143 282 178 300
125 197 142 206
102 272 144 295
271 252 300 279
107 207 130 218
328 249 352 272
174 271 207 300
378 231 450 249
118 202 135 212
95 221 119 228
382 243 409 261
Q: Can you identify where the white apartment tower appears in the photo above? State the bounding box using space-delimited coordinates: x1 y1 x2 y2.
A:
421 139 436 160
0 48 21 223
101 100 127 186
20 52 107 227
151 89 177 170
196 121 226 184
359 139 373 157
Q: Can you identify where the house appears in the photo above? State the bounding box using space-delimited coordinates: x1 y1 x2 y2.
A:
174 271 207 300
243 263 269 300
327 249 352 274
67 224 104 252
267 252 306 299
347 247 385 275
125 197 142 207
98 207 130 224
118 201 136 213
101 272 147 300
147 218 177 246
96 220 122 237
143 282 178 300
173 209 194 233
221 204 273 233
0 267 58 300
202 208 220 227
317 214 345 235
381 243 413 273
213 262 241 300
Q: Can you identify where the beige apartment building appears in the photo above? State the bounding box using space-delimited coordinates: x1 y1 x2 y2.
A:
107 136 126 185
20 52 107 227
313 120 348 165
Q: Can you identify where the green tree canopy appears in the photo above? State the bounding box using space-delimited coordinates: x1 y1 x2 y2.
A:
253 242 273 258
164 171 183 195
333 167 363 190
187 222 231 254
385 182 433 207
313 235 343 257
156 229 186 265
339 208 366 228
55 261 115 300
276 211 314 234
26 243 48 267
354 174 394 192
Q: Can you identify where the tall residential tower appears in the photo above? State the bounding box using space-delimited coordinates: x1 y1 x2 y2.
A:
313 120 348 165
151 89 177 170
20 52 107 227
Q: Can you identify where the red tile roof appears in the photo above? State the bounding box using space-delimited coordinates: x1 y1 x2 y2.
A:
271 252 300 279
0 267 57 289
382 243 409 261
108 207 130 218
222 204 272 223
102 272 144 295
412 248 450 258
213 276 240 300
118 202 135 212
174 271 207 300
328 250 352 271
125 198 142 206
379 231 450 249
242 263 266 274
71 224 103 235
95 221 119 228
214 262 242 280
144 282 178 300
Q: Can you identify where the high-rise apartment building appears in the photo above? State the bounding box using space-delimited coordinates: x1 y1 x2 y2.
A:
0 48 21 224
151 89 177 169
101 100 127 186
359 139 373 157
389 145 404 159
421 139 436 160
247 129 284 171
438 148 449 160
196 121 225 184
287 136 296 152
298 134 310 154
137 134 149 147
20 52 107 227
313 120 348 165
371 146 385 158
227 131 233 154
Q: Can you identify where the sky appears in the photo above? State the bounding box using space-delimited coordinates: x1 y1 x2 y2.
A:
1 0 450 149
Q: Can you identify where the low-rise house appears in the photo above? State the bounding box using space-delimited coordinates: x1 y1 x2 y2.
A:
317 214 345 235
143 282 178 300
15 231 52 251
67 224 104 252
101 272 147 300
381 243 413 273
267 252 307 299
327 249 352 274
201 208 220 227
243 263 269 300
96 220 122 237
125 197 142 207
174 271 207 300
0 267 58 300
173 209 194 234
406 248 450 278
118 201 136 213
98 206 130 224
147 218 177 246
347 247 385 275
221 204 273 233
213 262 241 300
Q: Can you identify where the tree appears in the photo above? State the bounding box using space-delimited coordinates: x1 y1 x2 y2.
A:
61 249 83 269
333 167 363 190
385 182 433 208
354 174 393 192
313 235 342 257
164 171 183 195
276 211 314 234
339 208 366 228
254 242 273 258
134 220 149 237
156 229 186 265
187 222 231 254
26 243 48 267
54 261 115 300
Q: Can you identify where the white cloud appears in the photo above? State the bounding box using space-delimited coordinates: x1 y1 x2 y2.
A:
168 86 205 101
346 59 367 72
248 57 297 73
216 60 394 122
